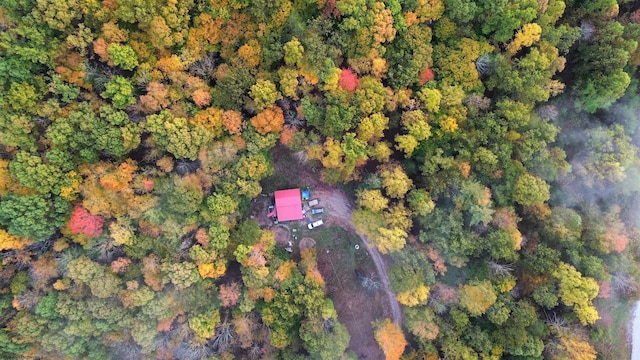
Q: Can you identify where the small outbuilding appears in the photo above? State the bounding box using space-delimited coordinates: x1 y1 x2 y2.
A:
268 188 304 222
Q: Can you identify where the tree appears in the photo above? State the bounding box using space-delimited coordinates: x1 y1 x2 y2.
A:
107 43 138 70
353 76 387 115
407 189 435 216
458 280 497 316
218 282 241 307
373 227 407 254
189 307 221 341
338 68 359 92
161 261 199 290
553 262 600 325
33 0 81 31
300 316 350 360
46 103 141 162
374 319 407 360
479 0 538 42
356 189 389 212
144 110 211 160
512 173 550 206
283 37 304 66
574 124 636 186
101 76 136 109
140 82 170 113
250 106 285 135
380 164 413 199
250 79 282 111
68 207 104 237
0 193 70 241
507 23 542 55
9 151 67 195
576 69 631 113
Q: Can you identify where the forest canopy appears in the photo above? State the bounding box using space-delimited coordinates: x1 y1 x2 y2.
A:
1 0 640 359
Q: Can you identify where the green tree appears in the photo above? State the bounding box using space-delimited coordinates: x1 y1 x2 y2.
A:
250 79 282 111
101 76 136 109
107 43 139 70
300 316 350 360
144 110 211 160
0 193 70 241
512 173 550 206
283 37 304 66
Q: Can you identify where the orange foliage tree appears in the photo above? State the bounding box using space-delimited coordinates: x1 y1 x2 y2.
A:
250 106 285 135
140 82 170 113
374 319 407 360
223 110 243 135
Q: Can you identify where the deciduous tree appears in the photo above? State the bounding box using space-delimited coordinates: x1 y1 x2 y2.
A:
374 319 407 360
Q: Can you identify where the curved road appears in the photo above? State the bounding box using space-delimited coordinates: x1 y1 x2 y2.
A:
357 233 403 325
316 188 402 325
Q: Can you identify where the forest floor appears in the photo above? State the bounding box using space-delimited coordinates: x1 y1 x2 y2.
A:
257 144 403 358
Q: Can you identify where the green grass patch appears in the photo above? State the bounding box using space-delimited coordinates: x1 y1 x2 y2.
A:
304 225 369 273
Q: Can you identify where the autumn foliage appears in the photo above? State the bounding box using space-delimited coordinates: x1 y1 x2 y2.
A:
250 106 285 135
219 282 241 307
338 68 360 92
68 207 104 237
374 319 407 360
419 67 435 85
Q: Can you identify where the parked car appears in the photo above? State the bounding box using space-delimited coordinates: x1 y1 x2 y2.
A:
308 199 319 207
307 219 324 229
311 208 324 215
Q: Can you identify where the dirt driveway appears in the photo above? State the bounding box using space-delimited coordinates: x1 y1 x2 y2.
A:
316 187 403 326
268 145 402 326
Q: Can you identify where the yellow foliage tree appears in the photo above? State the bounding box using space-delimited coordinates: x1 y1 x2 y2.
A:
459 280 497 316
321 138 344 169
356 189 389 212
439 116 458 132
374 227 407 254
380 164 413 199
190 107 224 137
0 229 32 251
238 39 262 68
507 23 542 55
397 284 430 306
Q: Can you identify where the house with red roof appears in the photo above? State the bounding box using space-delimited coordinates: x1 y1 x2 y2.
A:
267 188 304 222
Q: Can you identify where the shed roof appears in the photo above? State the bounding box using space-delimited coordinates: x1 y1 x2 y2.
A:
274 189 304 221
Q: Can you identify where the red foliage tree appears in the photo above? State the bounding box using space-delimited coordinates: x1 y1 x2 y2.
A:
338 68 360 92
68 207 104 237
418 68 434 85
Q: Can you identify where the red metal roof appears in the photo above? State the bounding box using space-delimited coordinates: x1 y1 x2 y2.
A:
274 189 303 221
